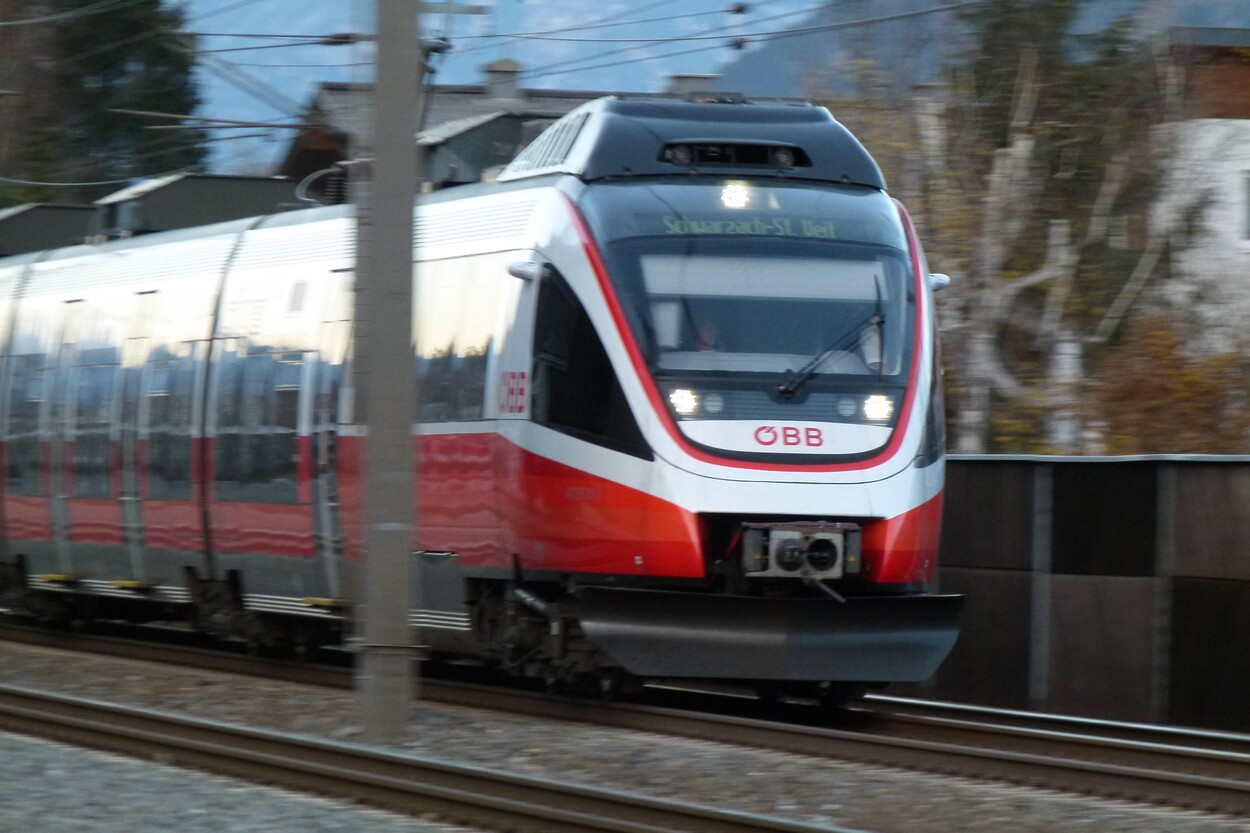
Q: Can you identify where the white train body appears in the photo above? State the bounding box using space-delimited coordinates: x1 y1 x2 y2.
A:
0 97 959 692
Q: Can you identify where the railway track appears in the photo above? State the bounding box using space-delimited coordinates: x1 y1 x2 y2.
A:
0 684 837 833
5 621 1250 818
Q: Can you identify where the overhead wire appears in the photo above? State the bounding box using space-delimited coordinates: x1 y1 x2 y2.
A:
445 0 676 61
494 1 984 43
0 163 206 189
0 0 311 179
228 60 372 69
518 0 817 83
197 40 351 54
524 42 731 85
518 1 983 84
0 0 142 28
190 0 274 24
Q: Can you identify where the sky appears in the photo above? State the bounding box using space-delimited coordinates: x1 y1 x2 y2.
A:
175 0 1250 173
177 0 817 172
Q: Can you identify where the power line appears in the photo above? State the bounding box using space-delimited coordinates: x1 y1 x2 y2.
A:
197 40 353 54
0 0 141 28
228 60 373 69
472 7 729 40
447 0 677 60
189 0 274 24
0 163 206 188
522 41 730 84
494 1 984 43
517 1 818 82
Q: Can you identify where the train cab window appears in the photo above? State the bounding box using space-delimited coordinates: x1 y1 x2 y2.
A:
144 356 195 500
71 352 119 499
6 354 47 496
214 347 302 504
531 269 649 459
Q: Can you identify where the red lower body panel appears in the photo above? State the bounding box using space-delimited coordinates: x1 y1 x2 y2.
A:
3 495 52 542
65 498 124 546
338 433 703 578
862 491 943 585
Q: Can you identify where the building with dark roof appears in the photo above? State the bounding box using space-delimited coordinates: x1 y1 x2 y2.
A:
277 60 702 199
0 204 95 257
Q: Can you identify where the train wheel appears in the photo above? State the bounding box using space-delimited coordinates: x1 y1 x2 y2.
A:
756 681 784 704
25 590 74 629
818 681 868 712
597 669 643 701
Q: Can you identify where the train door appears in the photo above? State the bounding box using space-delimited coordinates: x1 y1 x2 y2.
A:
3 320 57 579
52 296 130 589
116 290 158 586
502 257 654 576
117 343 144 579
133 342 205 584
493 252 540 567
310 273 354 607
208 339 321 614
413 255 503 561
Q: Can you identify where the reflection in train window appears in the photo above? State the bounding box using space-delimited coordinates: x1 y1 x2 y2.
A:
415 257 495 422
6 354 47 497
144 357 195 500
215 347 302 504
531 267 649 459
72 359 118 499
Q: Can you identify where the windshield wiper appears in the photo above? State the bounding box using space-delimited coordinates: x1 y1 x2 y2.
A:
775 310 884 400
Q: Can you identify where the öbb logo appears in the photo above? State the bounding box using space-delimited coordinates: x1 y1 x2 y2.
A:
753 425 824 448
498 371 528 414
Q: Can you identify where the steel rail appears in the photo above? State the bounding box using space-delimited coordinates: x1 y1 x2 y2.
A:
5 622 1250 816
0 684 846 833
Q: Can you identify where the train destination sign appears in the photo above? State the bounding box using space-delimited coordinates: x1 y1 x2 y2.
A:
660 214 839 240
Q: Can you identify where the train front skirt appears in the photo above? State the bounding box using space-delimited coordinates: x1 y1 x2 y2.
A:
579 588 963 682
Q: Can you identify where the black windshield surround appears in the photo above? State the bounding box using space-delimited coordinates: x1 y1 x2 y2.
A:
579 179 916 464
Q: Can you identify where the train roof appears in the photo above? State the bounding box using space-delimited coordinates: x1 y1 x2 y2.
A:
498 95 886 190
0 203 355 270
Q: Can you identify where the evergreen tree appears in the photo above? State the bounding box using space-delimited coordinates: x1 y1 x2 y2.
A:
2 0 209 205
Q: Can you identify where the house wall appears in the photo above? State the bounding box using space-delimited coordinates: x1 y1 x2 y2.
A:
1186 59 1250 119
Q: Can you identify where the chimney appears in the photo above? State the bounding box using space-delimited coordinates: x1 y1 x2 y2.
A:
665 73 720 96
484 58 522 101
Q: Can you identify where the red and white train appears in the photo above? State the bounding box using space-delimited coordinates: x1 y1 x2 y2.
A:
0 96 960 700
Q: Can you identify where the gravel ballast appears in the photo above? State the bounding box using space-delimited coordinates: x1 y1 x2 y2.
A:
2 641 1248 833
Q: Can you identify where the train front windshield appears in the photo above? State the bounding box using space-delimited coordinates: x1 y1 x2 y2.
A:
580 180 916 460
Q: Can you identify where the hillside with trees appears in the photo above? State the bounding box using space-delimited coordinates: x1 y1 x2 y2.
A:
809 0 1250 454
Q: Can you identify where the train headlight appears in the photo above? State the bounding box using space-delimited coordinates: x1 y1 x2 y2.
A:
863 394 894 421
721 182 750 209
669 388 699 416
667 144 693 165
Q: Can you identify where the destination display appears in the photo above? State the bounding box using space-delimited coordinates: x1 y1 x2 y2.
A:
660 214 840 240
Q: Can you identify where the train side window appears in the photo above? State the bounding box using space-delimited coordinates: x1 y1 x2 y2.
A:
531 269 650 459
144 357 195 500
214 347 300 504
415 258 493 423
6 354 47 497
71 356 119 499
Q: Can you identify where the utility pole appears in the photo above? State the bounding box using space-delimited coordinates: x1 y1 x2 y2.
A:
354 0 419 743
353 0 486 745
